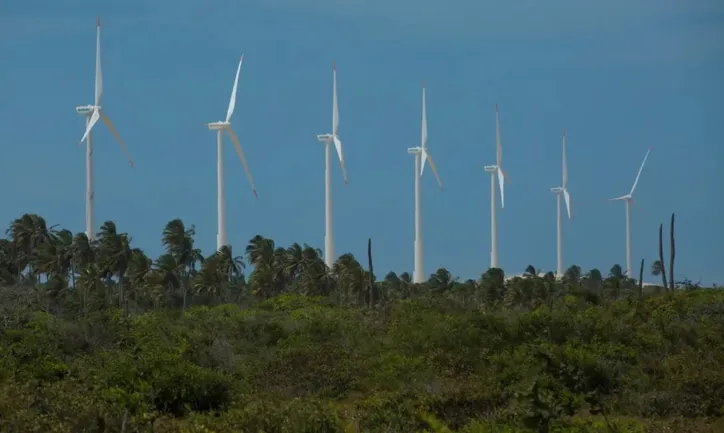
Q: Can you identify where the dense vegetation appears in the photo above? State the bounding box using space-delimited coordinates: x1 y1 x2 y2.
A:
0 213 722 432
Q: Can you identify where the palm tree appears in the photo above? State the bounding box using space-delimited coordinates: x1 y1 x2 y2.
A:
297 245 330 297
524 265 539 278
215 245 245 283
72 233 96 269
33 229 75 285
604 264 628 300
249 262 276 299
0 239 20 285
126 249 152 310
531 272 558 308
154 253 183 308
162 219 204 305
563 265 582 284
7 214 54 280
76 264 103 316
333 253 366 305
380 272 401 301
399 272 414 298
192 255 227 303
480 268 505 306
651 260 665 277
579 268 603 294
245 235 276 268
282 243 306 283
428 268 456 294
504 276 528 308
451 278 477 305
97 221 134 313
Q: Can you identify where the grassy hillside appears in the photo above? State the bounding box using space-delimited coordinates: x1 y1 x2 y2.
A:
1 213 721 432
1 290 723 432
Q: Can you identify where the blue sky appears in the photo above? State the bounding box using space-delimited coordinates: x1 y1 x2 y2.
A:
1 0 722 284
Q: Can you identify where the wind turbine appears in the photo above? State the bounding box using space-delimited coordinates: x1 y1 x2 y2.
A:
76 17 134 242
483 105 508 270
316 63 348 269
204 55 258 250
610 148 652 277
550 129 572 277
408 82 442 284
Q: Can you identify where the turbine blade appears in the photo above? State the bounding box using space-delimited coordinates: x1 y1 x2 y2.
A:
80 109 101 144
426 151 443 191
562 129 568 188
501 168 511 183
420 148 427 176
95 16 103 106
563 188 571 219
495 104 502 167
226 127 258 198
225 55 243 123
421 82 427 149
332 135 348 184
629 148 651 196
332 62 339 135
100 111 134 168
497 166 505 209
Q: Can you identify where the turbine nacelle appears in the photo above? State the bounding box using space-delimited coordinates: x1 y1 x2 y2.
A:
611 194 632 201
317 133 333 143
407 146 422 155
76 105 97 116
483 165 498 173
207 121 230 131
550 186 563 193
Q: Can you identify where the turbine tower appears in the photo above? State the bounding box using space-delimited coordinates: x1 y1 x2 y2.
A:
205 55 258 250
408 82 442 284
550 129 572 277
76 16 134 242
483 105 508 270
610 148 652 276
316 63 348 269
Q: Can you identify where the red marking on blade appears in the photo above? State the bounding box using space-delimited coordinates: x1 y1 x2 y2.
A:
495 104 498 112
422 80 425 88
97 16 100 27
333 61 336 70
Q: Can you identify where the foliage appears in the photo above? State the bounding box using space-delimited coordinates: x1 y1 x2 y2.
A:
0 213 722 432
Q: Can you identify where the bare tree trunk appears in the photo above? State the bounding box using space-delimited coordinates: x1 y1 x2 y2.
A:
669 213 676 292
658 223 668 291
367 238 375 308
638 258 644 298
121 409 128 433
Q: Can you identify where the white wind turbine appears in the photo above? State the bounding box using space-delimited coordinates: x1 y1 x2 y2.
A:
483 105 508 270
205 55 258 250
76 17 135 242
550 129 572 277
317 63 348 269
610 148 652 277
408 83 443 284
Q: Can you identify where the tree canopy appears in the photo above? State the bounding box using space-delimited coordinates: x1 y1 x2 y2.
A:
0 213 721 433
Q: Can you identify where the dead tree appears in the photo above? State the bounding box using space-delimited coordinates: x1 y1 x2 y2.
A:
638 258 644 298
658 223 668 290
669 213 676 292
367 238 375 308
